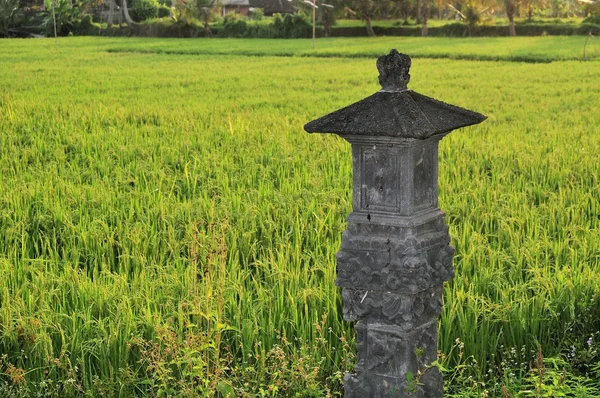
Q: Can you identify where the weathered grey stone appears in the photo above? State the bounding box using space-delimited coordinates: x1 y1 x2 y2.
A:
304 50 486 140
305 50 486 397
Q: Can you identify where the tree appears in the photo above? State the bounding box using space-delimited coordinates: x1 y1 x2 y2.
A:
344 0 403 37
106 0 115 27
346 0 378 36
172 0 215 36
505 0 516 36
520 0 537 19
321 3 335 36
580 0 600 18
463 2 480 36
421 0 429 35
121 0 135 24
198 4 212 37
41 0 90 36
396 0 413 23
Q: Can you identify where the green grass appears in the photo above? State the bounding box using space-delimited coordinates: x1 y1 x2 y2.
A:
5 36 598 62
0 37 599 396
97 36 600 62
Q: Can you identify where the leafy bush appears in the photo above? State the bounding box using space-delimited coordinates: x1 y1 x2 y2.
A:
41 0 87 36
463 5 480 36
272 12 284 35
251 7 263 20
0 0 23 37
222 18 247 37
438 22 470 36
157 5 170 18
583 13 600 25
40 0 100 37
290 11 311 37
328 21 600 38
241 20 274 37
222 10 241 23
272 11 311 38
578 22 600 35
221 12 247 37
130 0 159 22
73 13 96 35
218 11 301 38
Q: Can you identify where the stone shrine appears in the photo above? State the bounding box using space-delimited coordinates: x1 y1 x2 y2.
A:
305 50 486 397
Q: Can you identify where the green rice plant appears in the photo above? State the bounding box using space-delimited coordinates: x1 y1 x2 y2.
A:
5 35 594 62
0 37 598 395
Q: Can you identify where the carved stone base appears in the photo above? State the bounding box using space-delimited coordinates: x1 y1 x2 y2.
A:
343 302 443 398
337 214 452 397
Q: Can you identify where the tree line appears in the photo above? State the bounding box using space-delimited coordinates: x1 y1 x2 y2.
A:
1 0 599 38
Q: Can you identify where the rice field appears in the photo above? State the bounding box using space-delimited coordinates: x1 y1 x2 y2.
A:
0 37 599 396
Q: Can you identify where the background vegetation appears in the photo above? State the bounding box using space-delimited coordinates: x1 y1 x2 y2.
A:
1 37 599 396
2 0 600 38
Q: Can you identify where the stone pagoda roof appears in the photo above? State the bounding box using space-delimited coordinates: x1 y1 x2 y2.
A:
304 50 486 139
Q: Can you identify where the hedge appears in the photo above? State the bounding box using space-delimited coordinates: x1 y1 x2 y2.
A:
330 22 600 37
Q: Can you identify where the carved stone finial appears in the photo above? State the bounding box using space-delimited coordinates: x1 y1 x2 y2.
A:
377 49 411 92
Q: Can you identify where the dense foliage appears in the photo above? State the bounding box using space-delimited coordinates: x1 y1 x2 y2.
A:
0 0 23 37
2 0 600 38
130 0 159 22
39 0 97 36
0 37 599 396
583 12 600 24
